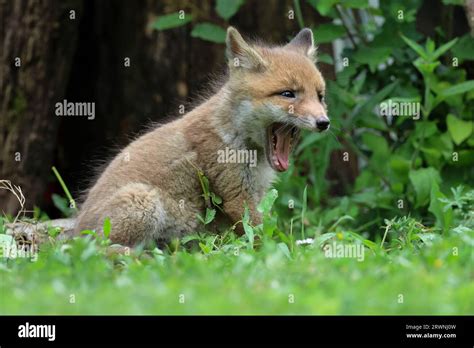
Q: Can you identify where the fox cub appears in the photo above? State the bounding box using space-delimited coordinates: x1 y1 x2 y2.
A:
75 27 329 246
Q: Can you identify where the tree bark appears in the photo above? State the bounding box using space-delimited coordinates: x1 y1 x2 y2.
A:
0 0 82 214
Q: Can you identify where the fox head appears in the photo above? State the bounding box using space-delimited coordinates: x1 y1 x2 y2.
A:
224 27 329 172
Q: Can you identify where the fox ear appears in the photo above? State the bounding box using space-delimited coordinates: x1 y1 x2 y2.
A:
226 27 267 71
286 28 317 62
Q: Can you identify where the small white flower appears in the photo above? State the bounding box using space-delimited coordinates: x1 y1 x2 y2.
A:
295 238 314 246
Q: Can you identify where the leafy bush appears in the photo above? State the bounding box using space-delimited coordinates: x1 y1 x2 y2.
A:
274 0 474 242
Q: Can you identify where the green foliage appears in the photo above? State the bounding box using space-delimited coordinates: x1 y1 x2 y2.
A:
409 167 441 207
446 114 473 145
353 46 392 72
196 208 217 225
0 216 5 234
103 217 111 239
428 182 453 231
257 189 279 239
152 0 247 43
51 166 77 214
312 24 346 44
274 0 474 245
195 169 223 226
80 222 112 248
151 12 193 30
215 0 245 20
307 0 339 16
51 194 75 217
451 35 474 62
242 206 254 249
191 23 226 43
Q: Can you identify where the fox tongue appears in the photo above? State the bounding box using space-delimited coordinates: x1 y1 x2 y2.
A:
274 127 292 170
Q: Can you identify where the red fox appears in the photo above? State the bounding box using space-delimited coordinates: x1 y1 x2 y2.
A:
75 27 329 246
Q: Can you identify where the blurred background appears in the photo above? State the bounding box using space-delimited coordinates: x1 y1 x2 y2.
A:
1 0 473 238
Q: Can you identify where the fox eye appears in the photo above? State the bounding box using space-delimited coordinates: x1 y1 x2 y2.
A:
280 90 296 98
318 91 325 103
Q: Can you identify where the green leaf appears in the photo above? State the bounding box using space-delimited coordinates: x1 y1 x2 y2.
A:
334 65 357 87
352 70 367 94
451 35 474 61
257 189 278 214
428 182 453 232
389 156 411 180
52 194 74 217
426 38 435 54
181 234 201 244
318 53 334 65
196 214 205 224
204 208 216 224
417 233 439 245
277 242 291 259
413 58 439 77
199 171 210 192
152 12 193 30
262 214 277 238
51 166 76 211
362 133 389 156
354 82 397 122
439 80 474 98
315 232 336 246
242 207 254 249
216 0 245 20
401 35 428 60
307 0 339 16
80 230 97 237
409 167 442 207
313 24 346 44
346 231 376 250
344 0 369 8
47 226 61 238
210 192 222 206
103 217 111 239
432 37 458 60
301 186 308 239
329 215 355 231
199 242 212 254
353 46 392 72
446 114 473 145
191 23 226 43
196 208 216 225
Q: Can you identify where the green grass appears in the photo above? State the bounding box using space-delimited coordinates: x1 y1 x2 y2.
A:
1 206 472 315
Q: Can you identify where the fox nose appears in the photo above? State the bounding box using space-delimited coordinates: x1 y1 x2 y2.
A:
316 117 330 131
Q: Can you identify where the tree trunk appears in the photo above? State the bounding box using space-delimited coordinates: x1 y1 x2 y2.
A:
0 0 82 214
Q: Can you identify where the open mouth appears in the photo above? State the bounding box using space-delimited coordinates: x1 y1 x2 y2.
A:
266 123 300 172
